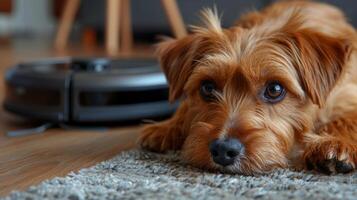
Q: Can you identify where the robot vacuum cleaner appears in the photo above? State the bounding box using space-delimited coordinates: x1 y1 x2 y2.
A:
4 57 177 123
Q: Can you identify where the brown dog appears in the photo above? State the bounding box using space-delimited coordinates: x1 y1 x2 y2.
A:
138 1 357 175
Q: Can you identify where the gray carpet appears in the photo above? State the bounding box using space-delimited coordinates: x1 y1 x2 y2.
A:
4 150 357 200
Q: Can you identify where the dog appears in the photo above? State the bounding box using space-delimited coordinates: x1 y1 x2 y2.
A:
138 1 357 175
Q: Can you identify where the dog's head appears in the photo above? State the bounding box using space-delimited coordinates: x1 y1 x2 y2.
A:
158 9 352 174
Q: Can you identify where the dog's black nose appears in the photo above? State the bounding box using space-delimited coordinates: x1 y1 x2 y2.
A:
209 138 243 166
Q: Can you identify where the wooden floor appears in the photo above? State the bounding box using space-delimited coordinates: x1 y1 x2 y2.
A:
0 39 154 196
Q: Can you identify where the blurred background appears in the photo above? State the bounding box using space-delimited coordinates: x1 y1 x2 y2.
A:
0 0 356 58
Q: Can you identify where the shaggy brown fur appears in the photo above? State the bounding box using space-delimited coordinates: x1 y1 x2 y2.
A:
138 1 357 175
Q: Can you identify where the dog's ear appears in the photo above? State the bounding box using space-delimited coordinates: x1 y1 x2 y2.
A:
157 8 222 102
289 29 352 107
157 35 209 102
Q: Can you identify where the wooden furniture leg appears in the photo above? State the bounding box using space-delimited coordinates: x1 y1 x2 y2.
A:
106 0 122 56
54 0 81 50
82 27 98 49
160 0 187 38
120 0 133 54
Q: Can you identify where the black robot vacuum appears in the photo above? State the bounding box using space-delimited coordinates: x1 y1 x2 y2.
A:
3 57 177 123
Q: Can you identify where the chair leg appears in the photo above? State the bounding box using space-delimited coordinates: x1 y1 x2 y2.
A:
120 0 133 54
106 0 122 56
81 27 98 49
160 0 187 38
54 0 81 50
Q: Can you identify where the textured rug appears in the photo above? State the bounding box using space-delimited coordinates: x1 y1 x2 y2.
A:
4 150 357 200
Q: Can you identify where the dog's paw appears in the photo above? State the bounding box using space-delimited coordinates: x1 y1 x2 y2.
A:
303 140 357 174
138 122 182 153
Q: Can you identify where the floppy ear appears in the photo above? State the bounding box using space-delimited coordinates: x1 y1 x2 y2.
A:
157 35 210 102
289 29 352 106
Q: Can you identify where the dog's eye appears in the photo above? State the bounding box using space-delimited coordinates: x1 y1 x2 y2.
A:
200 80 217 101
262 81 286 103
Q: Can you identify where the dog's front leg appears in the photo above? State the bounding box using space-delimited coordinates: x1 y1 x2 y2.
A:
138 101 189 152
302 118 357 174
